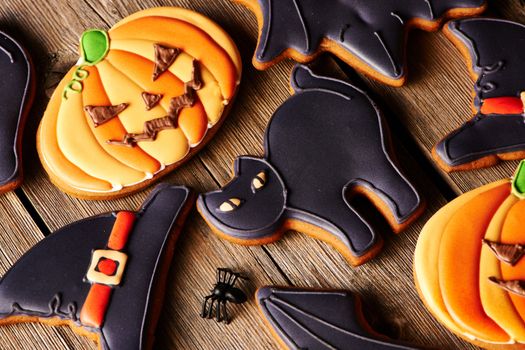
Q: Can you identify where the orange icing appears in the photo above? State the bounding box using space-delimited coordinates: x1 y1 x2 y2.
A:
481 97 523 115
55 79 146 186
105 50 208 145
109 40 225 124
108 16 237 99
82 66 161 173
415 180 509 341
95 60 190 165
500 200 525 323
439 184 510 342
79 284 112 328
108 211 136 250
480 195 525 341
37 67 113 191
110 7 242 76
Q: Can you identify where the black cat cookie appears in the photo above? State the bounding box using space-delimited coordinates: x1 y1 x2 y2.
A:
434 18 525 171
0 31 34 193
0 184 193 350
197 65 423 266
234 0 486 86
257 286 423 350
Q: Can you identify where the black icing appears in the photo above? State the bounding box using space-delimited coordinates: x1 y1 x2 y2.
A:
0 32 32 186
435 18 525 167
257 286 422 350
254 0 485 80
0 184 191 350
198 65 421 259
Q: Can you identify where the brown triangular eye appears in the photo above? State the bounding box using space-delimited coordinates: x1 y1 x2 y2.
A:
218 198 242 212
252 171 267 192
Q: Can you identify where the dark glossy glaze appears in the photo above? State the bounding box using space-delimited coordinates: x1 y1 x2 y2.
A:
254 0 485 80
436 18 525 167
0 32 32 186
257 286 422 349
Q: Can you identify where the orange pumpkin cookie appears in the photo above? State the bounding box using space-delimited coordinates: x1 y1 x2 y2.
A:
37 7 241 199
414 160 525 349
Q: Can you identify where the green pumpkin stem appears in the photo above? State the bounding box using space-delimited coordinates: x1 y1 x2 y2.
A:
511 160 525 199
80 29 109 66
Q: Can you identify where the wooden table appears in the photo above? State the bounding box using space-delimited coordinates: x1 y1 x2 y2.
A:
0 0 522 349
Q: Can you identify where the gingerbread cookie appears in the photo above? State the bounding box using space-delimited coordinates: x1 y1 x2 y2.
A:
197 65 423 266
0 31 34 193
434 18 525 171
234 0 486 86
414 160 525 348
0 184 193 350
37 7 241 199
257 286 423 349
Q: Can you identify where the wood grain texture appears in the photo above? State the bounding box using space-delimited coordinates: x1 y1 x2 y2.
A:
0 0 522 349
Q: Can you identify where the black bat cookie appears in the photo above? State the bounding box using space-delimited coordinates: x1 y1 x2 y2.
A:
434 18 525 171
257 286 423 350
236 0 486 86
0 31 33 192
197 65 423 266
0 184 193 350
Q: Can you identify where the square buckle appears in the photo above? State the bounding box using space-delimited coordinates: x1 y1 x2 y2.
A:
86 249 128 286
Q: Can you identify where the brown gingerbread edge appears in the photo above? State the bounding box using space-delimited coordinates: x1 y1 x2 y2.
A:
233 0 487 87
431 19 525 173
0 189 195 350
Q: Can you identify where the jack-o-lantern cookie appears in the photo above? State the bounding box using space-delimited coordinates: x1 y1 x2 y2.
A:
257 286 423 349
0 184 193 350
0 31 34 193
434 18 525 171
198 65 423 267
233 0 486 86
415 160 525 348
37 7 241 199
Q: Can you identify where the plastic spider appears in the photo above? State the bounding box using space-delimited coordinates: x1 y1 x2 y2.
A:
200 268 248 323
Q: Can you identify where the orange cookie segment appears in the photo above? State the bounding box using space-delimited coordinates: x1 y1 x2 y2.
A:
111 6 242 76
95 60 190 165
500 200 525 323
108 16 237 100
110 39 225 125
415 180 509 341
439 183 510 342
56 80 147 187
480 195 525 341
81 65 161 174
37 67 113 192
105 50 208 146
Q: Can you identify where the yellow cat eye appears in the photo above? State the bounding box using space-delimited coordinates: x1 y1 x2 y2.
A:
218 198 242 212
252 171 267 192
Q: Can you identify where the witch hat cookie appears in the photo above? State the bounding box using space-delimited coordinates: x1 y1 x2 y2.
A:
0 184 193 350
198 65 423 266
37 7 241 199
234 0 486 86
415 160 525 348
0 31 34 193
434 18 525 171
257 286 422 349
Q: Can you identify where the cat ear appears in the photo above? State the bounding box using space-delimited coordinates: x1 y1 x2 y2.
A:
290 64 317 93
290 64 355 100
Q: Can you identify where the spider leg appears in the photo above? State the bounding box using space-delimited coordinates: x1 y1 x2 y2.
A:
216 298 222 322
207 296 218 319
200 294 213 318
222 300 230 324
